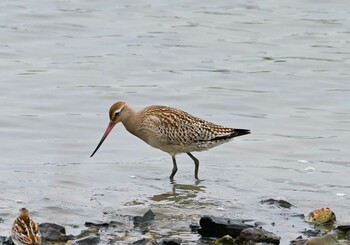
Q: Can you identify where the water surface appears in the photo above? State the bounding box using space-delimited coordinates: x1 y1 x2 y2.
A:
0 0 349 243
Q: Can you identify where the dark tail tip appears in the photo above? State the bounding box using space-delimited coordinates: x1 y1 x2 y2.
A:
233 128 251 137
208 128 251 142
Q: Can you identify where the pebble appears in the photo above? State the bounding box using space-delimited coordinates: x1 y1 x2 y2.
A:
236 227 280 244
71 235 100 245
162 238 182 245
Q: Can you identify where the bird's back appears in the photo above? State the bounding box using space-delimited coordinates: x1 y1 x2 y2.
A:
135 105 249 154
12 216 41 245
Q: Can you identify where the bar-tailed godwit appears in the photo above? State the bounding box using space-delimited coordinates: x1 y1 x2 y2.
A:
11 208 41 245
91 101 250 179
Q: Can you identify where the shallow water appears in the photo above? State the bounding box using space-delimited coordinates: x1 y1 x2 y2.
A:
0 0 350 243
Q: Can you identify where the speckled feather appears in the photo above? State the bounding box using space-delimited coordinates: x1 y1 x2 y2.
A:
110 102 250 155
140 106 235 144
11 208 41 245
92 101 250 179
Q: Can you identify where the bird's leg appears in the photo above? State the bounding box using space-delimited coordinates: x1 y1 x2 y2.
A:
187 152 199 179
170 155 178 180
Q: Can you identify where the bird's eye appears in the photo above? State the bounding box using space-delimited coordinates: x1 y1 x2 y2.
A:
114 107 124 117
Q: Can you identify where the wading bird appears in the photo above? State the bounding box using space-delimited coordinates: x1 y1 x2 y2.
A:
91 102 250 180
11 208 41 245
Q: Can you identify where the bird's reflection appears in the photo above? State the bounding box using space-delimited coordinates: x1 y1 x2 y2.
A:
150 180 206 205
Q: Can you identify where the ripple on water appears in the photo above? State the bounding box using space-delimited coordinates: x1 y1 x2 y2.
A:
0 0 350 243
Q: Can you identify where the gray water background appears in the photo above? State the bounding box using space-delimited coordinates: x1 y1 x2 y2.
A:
0 0 349 243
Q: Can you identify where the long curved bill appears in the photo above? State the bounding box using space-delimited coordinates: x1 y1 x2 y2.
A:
90 122 116 157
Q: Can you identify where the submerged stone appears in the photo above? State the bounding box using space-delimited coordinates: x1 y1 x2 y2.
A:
334 225 350 240
76 227 99 239
133 209 155 227
71 235 100 245
300 229 321 237
261 198 293 209
198 215 253 238
336 225 350 233
39 222 75 242
214 235 235 245
189 223 200 233
39 222 66 234
290 236 308 245
236 227 280 244
0 236 14 245
304 234 338 245
132 238 156 245
84 221 109 228
291 214 306 219
162 237 182 244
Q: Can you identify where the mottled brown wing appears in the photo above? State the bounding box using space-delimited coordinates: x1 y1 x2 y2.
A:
143 106 235 144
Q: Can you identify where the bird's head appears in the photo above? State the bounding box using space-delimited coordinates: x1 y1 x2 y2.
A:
109 101 126 124
19 208 29 218
90 101 126 157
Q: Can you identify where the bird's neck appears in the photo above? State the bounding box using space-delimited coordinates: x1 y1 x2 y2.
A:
121 105 139 136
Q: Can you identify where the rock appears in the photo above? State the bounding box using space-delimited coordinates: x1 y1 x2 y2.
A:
214 235 236 245
0 236 6 243
335 225 350 240
198 216 254 238
39 222 66 234
84 221 109 228
76 227 99 239
109 220 124 227
291 214 306 219
261 198 293 209
305 208 336 225
304 234 338 245
39 222 75 242
0 236 14 245
300 229 321 237
254 221 266 227
290 236 308 245
189 223 200 233
133 209 155 227
236 227 280 244
72 235 100 245
132 238 156 245
162 237 182 244
336 225 350 233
